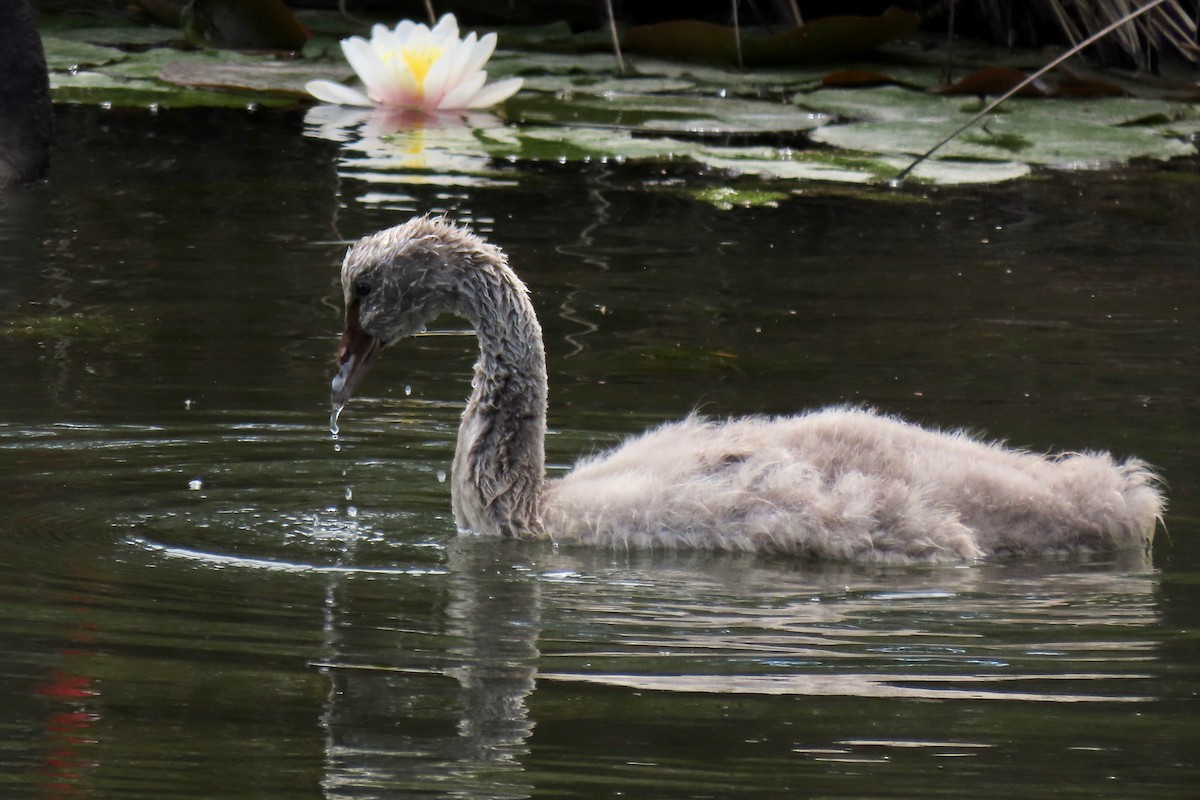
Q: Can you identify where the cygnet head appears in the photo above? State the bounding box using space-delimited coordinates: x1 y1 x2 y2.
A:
331 215 507 408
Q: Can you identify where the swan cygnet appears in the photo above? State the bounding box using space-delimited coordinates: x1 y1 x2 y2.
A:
330 216 1164 564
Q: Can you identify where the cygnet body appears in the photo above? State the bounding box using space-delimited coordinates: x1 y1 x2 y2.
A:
331 216 1163 564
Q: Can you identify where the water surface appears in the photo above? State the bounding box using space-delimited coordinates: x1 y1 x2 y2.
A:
0 106 1197 799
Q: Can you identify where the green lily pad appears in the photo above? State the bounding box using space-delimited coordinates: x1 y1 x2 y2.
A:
40 36 129 71
517 74 697 95
50 69 294 109
95 46 271 81
804 88 1199 167
796 85 981 122
513 126 700 161
509 92 828 136
53 26 183 47
159 59 353 96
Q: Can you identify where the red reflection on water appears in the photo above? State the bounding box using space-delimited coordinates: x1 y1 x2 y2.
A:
34 594 101 800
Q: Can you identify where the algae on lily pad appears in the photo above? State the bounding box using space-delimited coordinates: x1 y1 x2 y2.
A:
693 186 789 209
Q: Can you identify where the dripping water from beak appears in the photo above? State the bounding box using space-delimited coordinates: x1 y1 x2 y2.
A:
330 302 383 418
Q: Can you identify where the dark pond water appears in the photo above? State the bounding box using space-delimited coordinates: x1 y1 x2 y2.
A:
1 105 1197 799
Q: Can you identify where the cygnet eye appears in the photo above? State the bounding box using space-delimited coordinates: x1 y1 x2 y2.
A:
353 279 372 298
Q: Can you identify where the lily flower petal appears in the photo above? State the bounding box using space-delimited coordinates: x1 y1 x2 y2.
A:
439 32 477 95
305 80 374 107
461 31 498 78
437 70 487 110
429 13 460 46
461 76 524 109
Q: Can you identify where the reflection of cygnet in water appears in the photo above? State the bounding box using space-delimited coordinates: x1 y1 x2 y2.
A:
330 215 1165 563
318 540 539 799
0 0 52 188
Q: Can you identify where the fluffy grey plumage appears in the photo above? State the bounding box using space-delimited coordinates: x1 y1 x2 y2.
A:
332 216 1164 564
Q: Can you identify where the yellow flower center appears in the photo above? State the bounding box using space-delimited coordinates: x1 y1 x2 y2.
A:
388 43 443 91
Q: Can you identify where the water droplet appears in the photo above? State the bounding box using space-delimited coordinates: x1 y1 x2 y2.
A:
329 403 344 437
347 505 358 518
188 479 203 491
885 177 904 190
436 470 446 483
404 384 412 396
183 398 194 410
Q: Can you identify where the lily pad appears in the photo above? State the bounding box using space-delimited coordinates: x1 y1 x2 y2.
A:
509 92 828 136
160 59 352 96
513 126 700 161
802 87 1200 167
53 26 183 48
40 36 129 71
50 70 293 109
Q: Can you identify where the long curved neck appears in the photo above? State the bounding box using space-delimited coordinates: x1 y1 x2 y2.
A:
450 262 548 538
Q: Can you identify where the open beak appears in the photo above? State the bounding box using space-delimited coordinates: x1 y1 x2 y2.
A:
331 302 383 409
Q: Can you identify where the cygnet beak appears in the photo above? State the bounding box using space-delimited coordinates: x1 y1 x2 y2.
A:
331 302 383 408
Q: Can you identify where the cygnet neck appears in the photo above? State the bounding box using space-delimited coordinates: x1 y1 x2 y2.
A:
450 260 549 538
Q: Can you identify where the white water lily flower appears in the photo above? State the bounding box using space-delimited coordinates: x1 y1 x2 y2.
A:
305 14 523 111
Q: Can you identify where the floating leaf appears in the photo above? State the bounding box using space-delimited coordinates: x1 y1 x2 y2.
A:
509 92 828 136
621 7 920 66
160 59 351 96
810 113 1196 166
50 69 293 109
40 36 128 71
53 25 182 48
797 85 973 123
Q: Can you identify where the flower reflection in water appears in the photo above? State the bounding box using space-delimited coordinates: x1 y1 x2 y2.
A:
304 104 519 199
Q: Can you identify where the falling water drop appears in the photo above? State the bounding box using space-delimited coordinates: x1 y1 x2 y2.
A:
404 384 412 396
329 403 344 437
345 487 353 501
188 479 203 491
436 470 446 484
347 505 358 518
